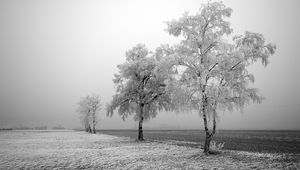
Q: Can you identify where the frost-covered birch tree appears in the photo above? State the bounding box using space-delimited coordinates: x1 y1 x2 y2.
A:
164 2 276 154
77 96 91 132
77 94 101 133
107 44 171 141
88 94 101 134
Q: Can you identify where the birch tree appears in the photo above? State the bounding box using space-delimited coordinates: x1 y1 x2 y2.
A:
77 96 92 132
107 44 171 141
87 94 101 134
77 94 101 133
165 2 276 154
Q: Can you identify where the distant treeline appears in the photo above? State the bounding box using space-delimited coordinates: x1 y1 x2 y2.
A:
0 125 66 130
0 127 13 130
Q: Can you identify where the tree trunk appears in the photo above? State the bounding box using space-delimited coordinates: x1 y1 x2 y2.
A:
203 108 217 154
204 131 213 154
92 110 96 134
85 121 89 132
138 104 144 141
88 124 92 133
203 111 211 154
93 120 96 133
202 96 218 154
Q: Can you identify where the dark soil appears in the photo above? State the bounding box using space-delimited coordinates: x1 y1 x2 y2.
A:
98 129 300 154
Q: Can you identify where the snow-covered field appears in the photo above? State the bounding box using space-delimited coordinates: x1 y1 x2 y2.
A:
0 130 299 170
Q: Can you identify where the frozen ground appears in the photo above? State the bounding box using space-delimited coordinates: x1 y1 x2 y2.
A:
0 130 299 170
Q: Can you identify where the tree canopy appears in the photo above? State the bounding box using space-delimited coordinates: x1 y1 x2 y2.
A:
163 1 276 153
107 44 171 121
106 44 172 140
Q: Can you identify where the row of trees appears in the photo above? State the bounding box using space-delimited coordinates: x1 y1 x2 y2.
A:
79 2 276 154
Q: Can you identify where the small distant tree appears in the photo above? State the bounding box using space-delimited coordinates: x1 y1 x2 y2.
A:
107 44 171 141
77 96 92 132
164 1 276 154
77 94 101 133
88 94 101 133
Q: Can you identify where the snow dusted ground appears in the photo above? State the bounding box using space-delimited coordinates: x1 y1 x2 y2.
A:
0 130 299 170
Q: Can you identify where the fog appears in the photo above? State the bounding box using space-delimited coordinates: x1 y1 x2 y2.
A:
0 0 299 130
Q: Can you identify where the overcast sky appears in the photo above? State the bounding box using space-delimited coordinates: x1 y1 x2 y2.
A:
0 0 299 130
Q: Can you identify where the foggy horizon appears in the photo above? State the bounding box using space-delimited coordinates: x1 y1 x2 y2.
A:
1 0 300 130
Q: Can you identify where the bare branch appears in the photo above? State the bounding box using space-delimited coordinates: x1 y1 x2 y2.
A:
230 60 243 71
208 62 218 72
